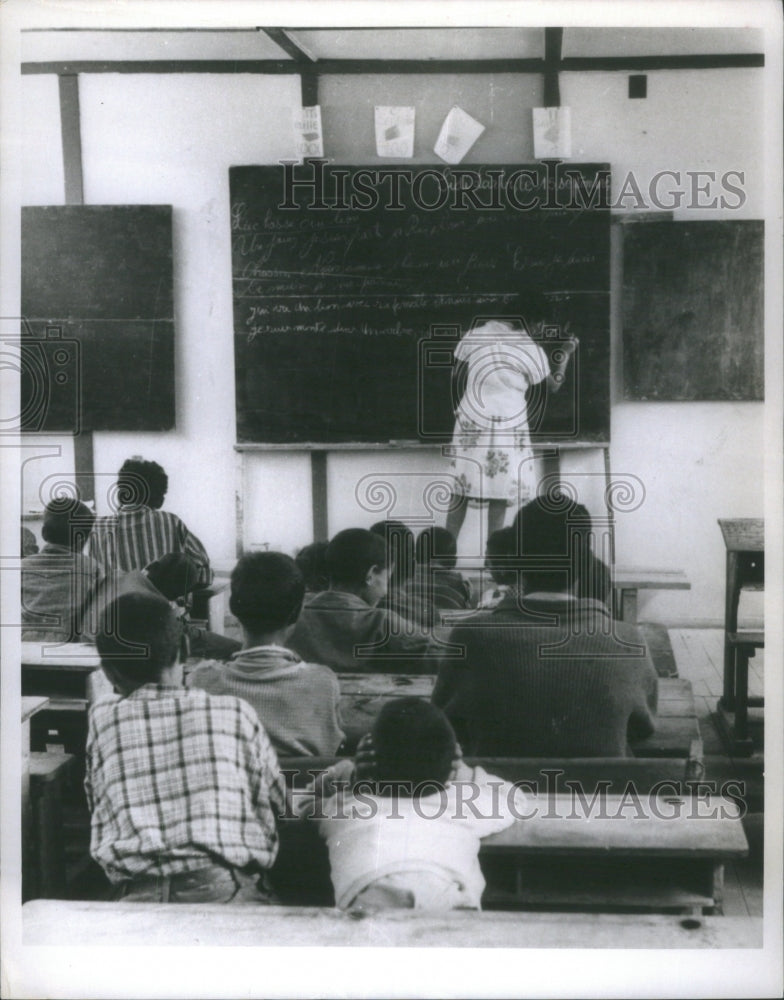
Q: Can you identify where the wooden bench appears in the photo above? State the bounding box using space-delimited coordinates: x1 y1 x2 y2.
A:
276 748 751 915
479 793 746 914
21 899 761 949
23 651 700 762
335 674 701 759
20 898 761 949
279 748 705 795
612 567 691 623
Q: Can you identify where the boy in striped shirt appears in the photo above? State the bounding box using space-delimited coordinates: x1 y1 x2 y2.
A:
86 589 286 903
87 456 212 586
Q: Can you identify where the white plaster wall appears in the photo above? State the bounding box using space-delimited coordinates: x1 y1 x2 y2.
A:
20 61 766 623
76 73 302 563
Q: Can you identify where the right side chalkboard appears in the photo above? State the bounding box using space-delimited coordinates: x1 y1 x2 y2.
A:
622 220 764 401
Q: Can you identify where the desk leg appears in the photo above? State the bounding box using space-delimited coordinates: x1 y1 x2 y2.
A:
621 588 638 624
720 551 740 711
732 648 756 756
710 862 725 916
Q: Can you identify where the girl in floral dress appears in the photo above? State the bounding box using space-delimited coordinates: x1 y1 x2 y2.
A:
445 313 578 544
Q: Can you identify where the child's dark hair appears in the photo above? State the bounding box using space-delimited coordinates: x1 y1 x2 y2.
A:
145 553 201 602
230 551 305 633
512 493 588 593
370 520 415 587
41 497 95 550
295 541 329 593
485 526 517 586
415 526 457 569
96 591 181 694
327 529 387 589
117 456 168 509
371 698 456 796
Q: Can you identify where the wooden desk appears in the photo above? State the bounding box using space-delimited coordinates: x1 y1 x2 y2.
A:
337 674 699 759
22 900 761 948
717 519 764 747
338 673 434 744
611 567 690 623
481 793 748 913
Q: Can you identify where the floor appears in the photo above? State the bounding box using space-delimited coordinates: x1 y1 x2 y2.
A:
667 627 764 918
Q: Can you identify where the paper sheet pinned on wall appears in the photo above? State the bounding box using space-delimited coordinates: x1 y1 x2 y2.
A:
293 105 324 159
375 106 415 158
533 107 572 159
434 106 485 164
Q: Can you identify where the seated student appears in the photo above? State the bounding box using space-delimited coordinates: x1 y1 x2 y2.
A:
21 525 38 557
86 456 212 586
294 541 330 596
512 496 612 608
433 496 658 757
300 698 526 911
407 527 471 626
477 526 517 609
84 553 241 661
86 589 286 903
369 519 418 622
21 498 101 642
188 552 344 757
287 528 440 674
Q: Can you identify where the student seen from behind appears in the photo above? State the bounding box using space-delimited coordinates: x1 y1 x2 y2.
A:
86 589 286 903
21 497 101 642
188 551 344 757
87 456 213 585
294 541 330 595
406 526 472 626
300 698 526 911
434 494 658 757
287 528 441 675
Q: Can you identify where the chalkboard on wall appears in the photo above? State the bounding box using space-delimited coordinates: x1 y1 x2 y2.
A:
230 163 611 445
21 205 175 432
622 220 764 401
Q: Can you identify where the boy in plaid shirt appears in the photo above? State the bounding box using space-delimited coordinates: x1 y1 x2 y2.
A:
86 589 286 903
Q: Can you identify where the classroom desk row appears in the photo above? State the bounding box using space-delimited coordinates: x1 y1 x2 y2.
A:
21 644 702 759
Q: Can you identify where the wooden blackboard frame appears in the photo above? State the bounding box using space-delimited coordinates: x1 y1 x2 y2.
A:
230 162 612 447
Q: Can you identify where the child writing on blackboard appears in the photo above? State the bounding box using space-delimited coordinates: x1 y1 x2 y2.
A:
445 296 578 544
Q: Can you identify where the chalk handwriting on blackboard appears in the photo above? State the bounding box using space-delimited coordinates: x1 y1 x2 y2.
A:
230 164 611 444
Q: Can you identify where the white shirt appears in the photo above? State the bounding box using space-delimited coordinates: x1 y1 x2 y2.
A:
311 764 526 909
455 321 550 428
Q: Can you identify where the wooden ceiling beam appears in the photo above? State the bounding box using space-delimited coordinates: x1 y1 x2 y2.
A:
22 53 764 76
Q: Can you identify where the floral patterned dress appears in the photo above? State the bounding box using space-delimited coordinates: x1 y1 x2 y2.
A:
447 321 551 506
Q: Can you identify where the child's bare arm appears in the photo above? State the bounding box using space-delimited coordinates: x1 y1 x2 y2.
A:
545 335 578 393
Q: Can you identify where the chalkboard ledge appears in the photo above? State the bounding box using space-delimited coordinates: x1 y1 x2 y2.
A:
234 441 610 452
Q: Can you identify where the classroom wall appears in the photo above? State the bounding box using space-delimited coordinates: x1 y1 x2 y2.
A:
21 59 765 623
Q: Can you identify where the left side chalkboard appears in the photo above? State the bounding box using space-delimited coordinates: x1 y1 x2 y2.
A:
21 205 175 432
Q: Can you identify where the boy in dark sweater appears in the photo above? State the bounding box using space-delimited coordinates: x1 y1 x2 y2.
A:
433 497 658 756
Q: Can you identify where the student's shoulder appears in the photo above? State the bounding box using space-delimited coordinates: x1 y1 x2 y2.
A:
186 659 225 687
192 686 267 729
298 658 339 685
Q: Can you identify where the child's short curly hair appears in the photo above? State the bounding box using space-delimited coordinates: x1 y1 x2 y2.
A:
371 697 456 795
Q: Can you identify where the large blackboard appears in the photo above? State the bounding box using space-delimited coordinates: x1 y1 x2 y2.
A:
231 163 611 444
21 205 175 432
622 220 764 401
